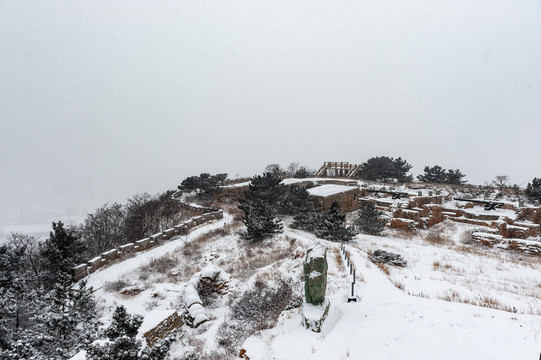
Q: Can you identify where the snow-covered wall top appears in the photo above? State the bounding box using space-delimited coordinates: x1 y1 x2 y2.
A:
307 184 359 197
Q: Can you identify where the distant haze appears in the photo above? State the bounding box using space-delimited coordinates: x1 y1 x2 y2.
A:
1 0 540 226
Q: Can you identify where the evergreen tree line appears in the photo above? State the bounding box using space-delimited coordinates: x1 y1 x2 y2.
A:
0 223 172 359
0 223 95 359
356 156 467 185
239 171 388 242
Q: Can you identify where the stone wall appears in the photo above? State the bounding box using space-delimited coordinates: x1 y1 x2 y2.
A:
71 202 223 282
472 232 541 255
390 203 445 230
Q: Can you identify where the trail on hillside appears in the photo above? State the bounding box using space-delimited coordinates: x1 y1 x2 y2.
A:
244 235 541 360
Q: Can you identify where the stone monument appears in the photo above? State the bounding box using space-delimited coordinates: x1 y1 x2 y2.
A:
301 244 330 332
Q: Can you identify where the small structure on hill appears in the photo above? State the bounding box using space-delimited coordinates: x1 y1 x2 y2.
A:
315 162 362 178
302 244 330 332
307 184 361 213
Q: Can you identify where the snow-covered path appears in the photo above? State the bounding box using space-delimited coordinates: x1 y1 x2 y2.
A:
244 240 541 360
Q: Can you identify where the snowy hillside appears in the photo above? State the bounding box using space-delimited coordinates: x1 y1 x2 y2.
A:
80 204 541 359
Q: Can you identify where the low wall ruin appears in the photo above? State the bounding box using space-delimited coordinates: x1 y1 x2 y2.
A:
71 201 223 282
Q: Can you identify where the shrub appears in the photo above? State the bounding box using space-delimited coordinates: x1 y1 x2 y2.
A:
216 278 298 354
424 229 450 245
460 230 475 245
103 278 133 293
369 249 407 267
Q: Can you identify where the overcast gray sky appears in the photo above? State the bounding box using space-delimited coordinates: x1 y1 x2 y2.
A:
1 0 540 222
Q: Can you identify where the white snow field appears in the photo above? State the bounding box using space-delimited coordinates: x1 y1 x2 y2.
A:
82 211 541 359
244 230 541 360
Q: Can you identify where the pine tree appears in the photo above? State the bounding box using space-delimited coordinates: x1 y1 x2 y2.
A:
526 178 541 202
291 202 322 232
105 306 143 340
179 173 227 200
242 172 285 205
355 202 387 236
239 172 285 241
140 338 171 360
41 221 86 288
87 306 142 360
445 169 467 185
240 199 283 242
87 305 169 360
279 186 310 216
417 165 447 183
0 243 43 352
315 203 356 241
359 156 413 183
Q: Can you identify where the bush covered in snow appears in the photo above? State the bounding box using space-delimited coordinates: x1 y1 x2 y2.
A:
369 249 408 267
216 278 300 354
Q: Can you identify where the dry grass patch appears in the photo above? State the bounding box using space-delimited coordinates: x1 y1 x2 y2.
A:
179 222 238 259
376 263 390 275
103 278 133 293
332 248 343 268
225 237 295 280
424 229 450 245
391 279 405 290
432 261 456 272
391 229 416 240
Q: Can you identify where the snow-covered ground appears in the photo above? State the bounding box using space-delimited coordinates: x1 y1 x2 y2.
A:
245 228 541 360
84 210 541 359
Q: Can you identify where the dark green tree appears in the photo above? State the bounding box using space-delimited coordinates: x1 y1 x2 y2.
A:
526 178 541 202
418 166 467 185
293 166 314 178
40 222 85 288
315 203 356 241
290 202 322 232
240 199 283 242
445 169 467 185
86 305 170 360
417 165 447 183
243 172 285 205
239 172 285 241
179 173 227 200
285 162 314 178
278 186 310 216
355 202 387 236
359 156 413 183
